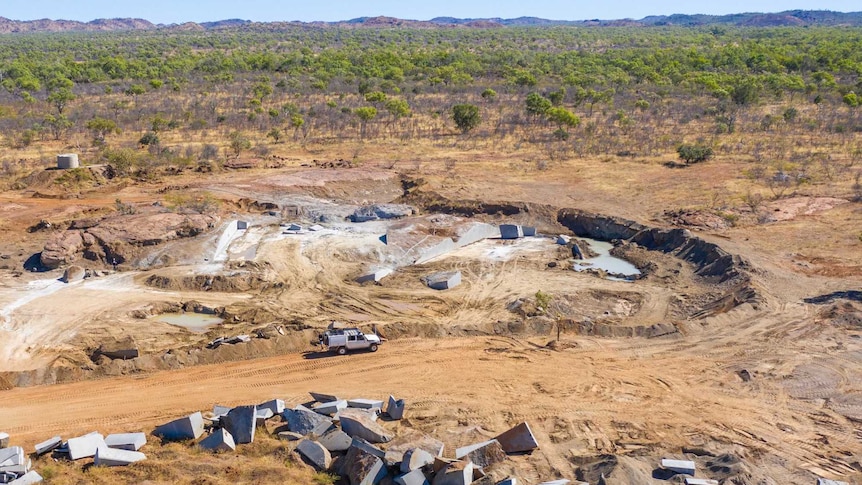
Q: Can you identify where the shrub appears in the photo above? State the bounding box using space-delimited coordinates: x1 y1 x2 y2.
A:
676 143 714 164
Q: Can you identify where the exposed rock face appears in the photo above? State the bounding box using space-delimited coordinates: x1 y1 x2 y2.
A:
41 213 217 269
350 204 414 222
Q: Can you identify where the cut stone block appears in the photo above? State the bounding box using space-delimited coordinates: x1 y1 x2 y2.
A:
414 238 456 265
351 438 386 459
685 479 719 485
522 226 537 237
816 480 850 485
395 469 430 485
342 440 388 485
0 447 28 474
661 459 696 476
236 221 248 230
94 446 146 467
66 433 105 460
256 407 275 421
400 448 435 473
454 439 506 468
34 436 61 455
537 481 571 485
499 224 523 239
257 399 285 415
277 431 303 442
498 479 518 485
310 392 340 403
313 399 347 416
356 268 393 284
297 439 332 471
384 431 445 467
348 399 385 410
0 432 9 449
309 225 324 232
423 271 461 290
431 460 474 485
199 428 236 452
222 405 256 444
318 429 352 452
453 222 499 248
154 412 204 441
556 235 571 245
387 395 405 420
9 471 42 484
494 422 538 454
341 413 393 444
104 433 146 451
283 409 333 435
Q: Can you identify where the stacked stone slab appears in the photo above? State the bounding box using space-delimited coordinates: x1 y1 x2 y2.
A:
0 447 29 475
154 412 205 441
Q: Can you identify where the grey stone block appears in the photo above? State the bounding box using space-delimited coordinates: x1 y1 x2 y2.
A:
200 428 236 452
556 235 571 245
384 432 444 467
497 478 518 485
423 271 461 290
414 238 456 264
310 392 340 403
454 439 506 468
313 399 347 416
350 438 386 459
348 399 385 410
283 408 333 435
494 422 538 454
297 439 332 471
94 446 146 467
341 413 393 444
66 433 105 460
395 469 430 485
684 479 719 485
33 436 61 455
342 440 388 485
154 412 205 441
8 471 42 484
104 433 146 451
453 222 499 248
499 224 523 239
0 447 28 474
257 399 285 415
400 448 435 473
356 269 393 284
431 460 473 485
537 481 571 485
309 225 324 232
661 459 696 475
318 429 352 452
222 405 256 444
816 480 850 485
387 395 405 420
522 226 537 237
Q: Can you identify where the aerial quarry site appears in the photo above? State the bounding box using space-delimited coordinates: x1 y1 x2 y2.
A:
0 8 861 485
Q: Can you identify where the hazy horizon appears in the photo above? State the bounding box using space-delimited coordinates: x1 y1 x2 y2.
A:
1 0 859 25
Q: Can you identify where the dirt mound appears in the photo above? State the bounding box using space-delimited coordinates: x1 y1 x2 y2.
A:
144 270 282 293
41 211 218 268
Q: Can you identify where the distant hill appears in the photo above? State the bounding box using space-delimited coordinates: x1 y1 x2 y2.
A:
0 10 860 34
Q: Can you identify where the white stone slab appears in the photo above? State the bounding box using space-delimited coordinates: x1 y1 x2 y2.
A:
66 433 105 460
105 433 146 451
94 446 146 467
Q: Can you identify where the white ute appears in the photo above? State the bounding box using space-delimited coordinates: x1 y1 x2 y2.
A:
320 328 381 355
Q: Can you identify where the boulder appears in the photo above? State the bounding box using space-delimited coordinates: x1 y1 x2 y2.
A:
66 432 105 460
199 428 235 452
297 439 332 471
341 413 393 444
154 412 205 441
494 422 538 454
94 446 146 467
222 405 257 444
431 460 474 485
454 439 506 468
387 395 405 420
395 469 431 485
383 431 444 467
41 230 84 269
283 409 333 436
400 448 435 473
319 429 353 452
104 433 146 451
61 265 85 283
8 470 42 484
342 441 388 485
34 436 61 455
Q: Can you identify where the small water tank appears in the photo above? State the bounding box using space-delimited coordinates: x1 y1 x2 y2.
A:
57 153 79 169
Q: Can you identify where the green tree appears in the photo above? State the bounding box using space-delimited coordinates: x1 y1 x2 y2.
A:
481 88 497 101
364 91 387 103
546 106 580 132
85 117 120 145
266 127 282 143
47 88 75 114
42 114 73 140
384 99 410 120
452 104 480 134
677 143 714 165
228 131 251 159
843 92 859 109
525 92 552 117
355 106 377 138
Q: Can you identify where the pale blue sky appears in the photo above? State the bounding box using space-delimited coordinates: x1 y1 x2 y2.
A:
2 0 859 24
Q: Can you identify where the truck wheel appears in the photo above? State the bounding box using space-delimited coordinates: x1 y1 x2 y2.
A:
336 347 347 355
369 344 378 352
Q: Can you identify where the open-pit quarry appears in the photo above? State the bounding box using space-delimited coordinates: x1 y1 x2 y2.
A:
0 164 860 485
